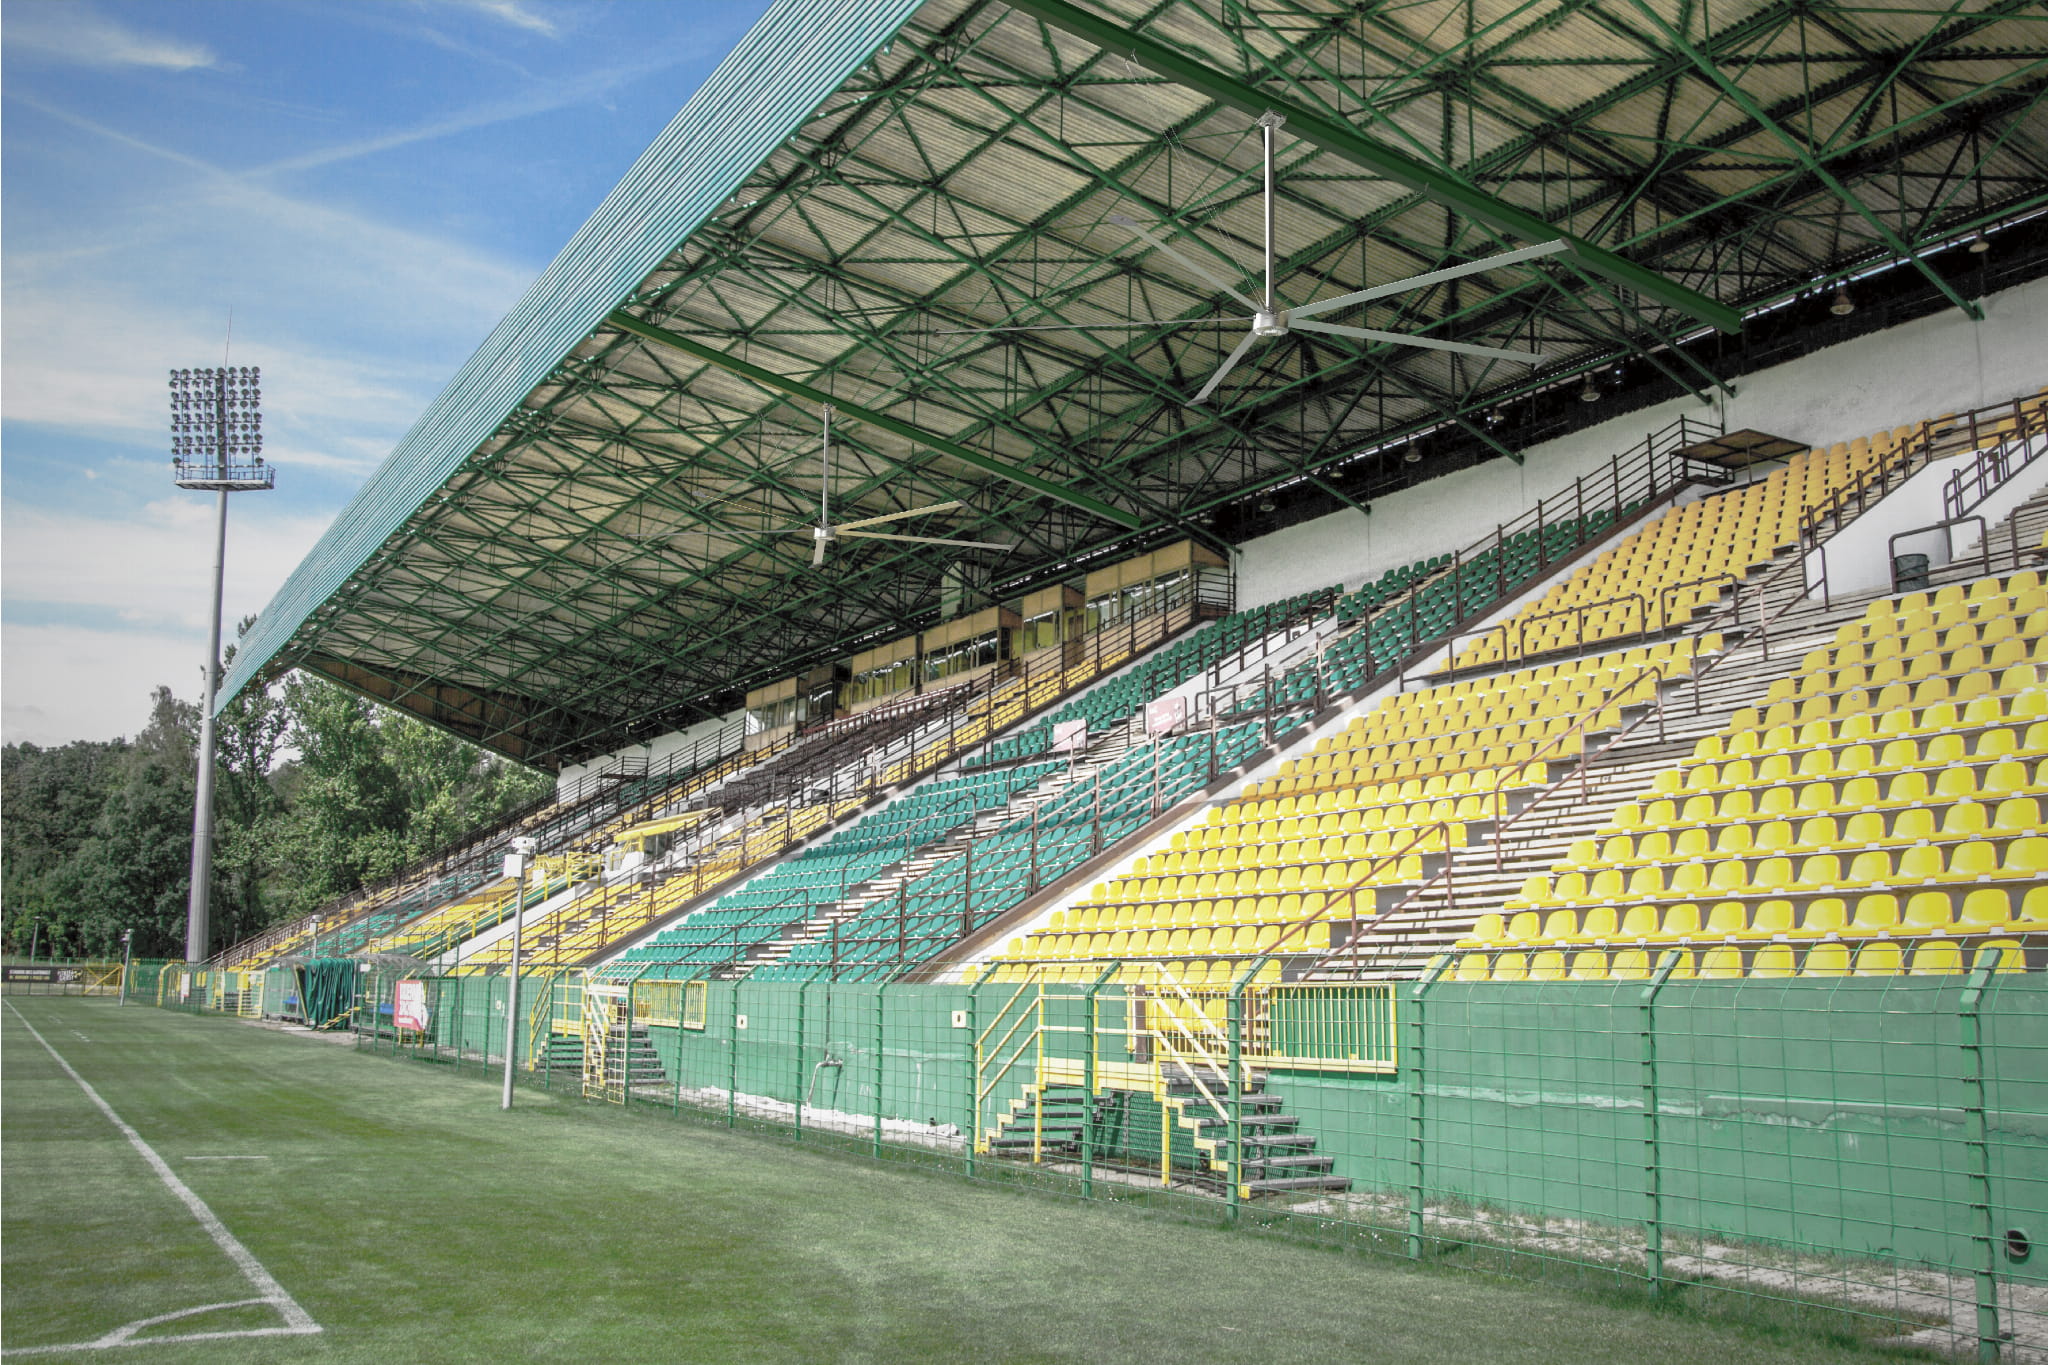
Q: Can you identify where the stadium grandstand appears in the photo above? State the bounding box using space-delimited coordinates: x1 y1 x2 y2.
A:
156 0 2048 1352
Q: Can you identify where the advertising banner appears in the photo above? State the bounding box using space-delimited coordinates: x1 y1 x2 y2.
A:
1051 719 1088 753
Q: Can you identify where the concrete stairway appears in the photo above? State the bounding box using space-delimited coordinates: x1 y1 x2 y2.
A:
1312 548 1877 979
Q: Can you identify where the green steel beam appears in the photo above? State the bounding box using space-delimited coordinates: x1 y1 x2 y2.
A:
1623 0 1985 321
1004 0 1744 335
605 309 1141 530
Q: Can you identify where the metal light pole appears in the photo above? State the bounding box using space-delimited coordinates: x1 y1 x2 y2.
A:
27 919 43 964
119 930 134 1007
169 366 274 964
502 837 537 1110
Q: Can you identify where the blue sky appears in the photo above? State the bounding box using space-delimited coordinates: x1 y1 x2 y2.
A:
2 0 773 746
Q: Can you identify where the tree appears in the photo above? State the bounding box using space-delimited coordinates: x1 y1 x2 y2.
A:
1 737 129 954
58 688 202 958
210 626 291 947
4 658 559 958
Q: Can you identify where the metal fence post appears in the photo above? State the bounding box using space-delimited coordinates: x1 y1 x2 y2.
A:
795 978 810 1143
872 984 886 1159
1084 965 1116 1200
1959 954 2002 1363
1227 963 1251 1223
1639 949 1683 1295
1406 955 1451 1260
727 982 740 1129
965 984 979 1179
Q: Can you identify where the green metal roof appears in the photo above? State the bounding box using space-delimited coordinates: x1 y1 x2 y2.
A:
222 0 2048 768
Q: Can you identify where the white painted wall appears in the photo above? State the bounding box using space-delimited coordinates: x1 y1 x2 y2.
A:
555 707 743 797
1234 275 2048 609
1796 432 2048 600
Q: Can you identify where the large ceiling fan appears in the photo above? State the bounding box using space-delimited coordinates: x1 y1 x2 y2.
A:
943 112 1569 405
633 406 1016 568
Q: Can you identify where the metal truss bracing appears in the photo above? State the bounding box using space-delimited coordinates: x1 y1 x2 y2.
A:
223 0 2048 770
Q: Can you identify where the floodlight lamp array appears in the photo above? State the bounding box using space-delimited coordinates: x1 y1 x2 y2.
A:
169 366 274 489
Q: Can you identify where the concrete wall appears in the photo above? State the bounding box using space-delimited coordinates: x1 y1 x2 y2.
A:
1234 276 2048 609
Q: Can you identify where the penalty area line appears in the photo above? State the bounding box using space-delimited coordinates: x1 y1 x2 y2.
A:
2 1002 322 1355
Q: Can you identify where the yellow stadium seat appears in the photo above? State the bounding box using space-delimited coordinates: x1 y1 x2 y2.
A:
1660 902 1702 938
1698 945 1744 979
1909 941 1964 975
1800 942 1851 977
1854 941 1904 976
1751 944 1796 978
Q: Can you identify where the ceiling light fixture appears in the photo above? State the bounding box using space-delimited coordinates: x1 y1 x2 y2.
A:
1830 286 1855 316
1403 444 1423 464
1968 232 1991 254
1578 375 1601 403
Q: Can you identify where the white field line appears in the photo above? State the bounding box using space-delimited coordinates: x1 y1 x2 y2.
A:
2 1002 322 1355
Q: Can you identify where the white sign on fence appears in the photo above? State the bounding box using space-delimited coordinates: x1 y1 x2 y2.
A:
1146 696 1186 736
394 979 430 1033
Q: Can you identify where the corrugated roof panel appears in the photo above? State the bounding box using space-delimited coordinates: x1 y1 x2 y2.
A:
218 0 928 711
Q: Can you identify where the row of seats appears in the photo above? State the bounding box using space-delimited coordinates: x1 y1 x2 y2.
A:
1483 573 2047 959
1693 695 2045 764
1053 890 1357 932
1472 884 2048 948
998 642 1699 973
968 590 1329 770
1245 642 1701 801
749 723 1270 982
1004 920 1334 962
1236 506 1632 708
1657 759 2040 809
1449 938 2029 980
976 959 1286 987
1453 430 1902 669
1522 836 2044 903
1562 798 2042 869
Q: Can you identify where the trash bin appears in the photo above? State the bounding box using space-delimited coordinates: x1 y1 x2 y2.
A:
1892 552 1931 592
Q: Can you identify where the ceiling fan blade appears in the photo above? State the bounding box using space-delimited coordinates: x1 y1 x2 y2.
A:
1291 319 1542 365
930 318 1236 336
627 526 752 542
832 500 964 532
1190 329 1262 405
1108 213 1261 312
839 531 1018 551
1289 240 1572 322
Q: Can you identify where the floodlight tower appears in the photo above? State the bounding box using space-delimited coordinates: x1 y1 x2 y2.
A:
169 365 275 963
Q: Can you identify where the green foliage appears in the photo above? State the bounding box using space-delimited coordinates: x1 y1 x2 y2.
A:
258 674 552 923
1 734 131 957
2 630 554 958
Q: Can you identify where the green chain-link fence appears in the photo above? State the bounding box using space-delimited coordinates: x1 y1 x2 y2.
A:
138 953 2047 1359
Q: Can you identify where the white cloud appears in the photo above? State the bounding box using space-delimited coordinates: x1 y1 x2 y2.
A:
6 1 222 71
0 279 433 447
1 492 329 740
452 0 560 38
3 496 333 636
1 622 203 745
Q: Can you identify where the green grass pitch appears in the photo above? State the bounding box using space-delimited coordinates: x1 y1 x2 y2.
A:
3 996 1927 1363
